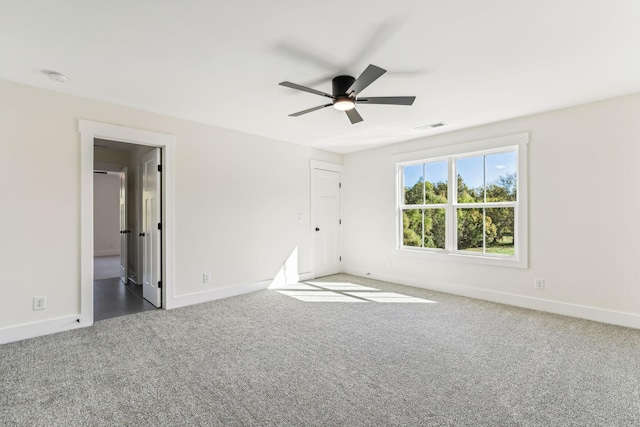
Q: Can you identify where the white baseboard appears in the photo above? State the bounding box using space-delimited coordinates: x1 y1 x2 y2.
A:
0 315 85 345
345 268 640 330
170 279 272 309
2 277 280 344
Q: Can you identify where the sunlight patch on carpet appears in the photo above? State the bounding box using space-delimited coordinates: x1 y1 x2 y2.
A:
275 281 437 304
345 292 435 303
307 282 379 291
268 283 320 290
276 290 366 303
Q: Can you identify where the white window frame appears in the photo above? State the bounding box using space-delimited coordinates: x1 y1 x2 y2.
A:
393 133 528 268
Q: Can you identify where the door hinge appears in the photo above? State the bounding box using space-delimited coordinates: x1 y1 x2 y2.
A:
157 223 162 230
339 182 342 188
339 219 342 225
158 281 162 289
157 165 162 172
339 256 342 261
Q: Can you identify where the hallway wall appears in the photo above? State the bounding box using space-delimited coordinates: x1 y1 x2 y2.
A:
93 173 120 257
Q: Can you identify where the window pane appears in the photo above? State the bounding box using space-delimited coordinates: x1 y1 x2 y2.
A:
425 161 448 204
485 208 515 255
485 151 517 202
456 156 484 203
424 208 446 249
402 209 422 247
403 164 423 205
457 208 484 252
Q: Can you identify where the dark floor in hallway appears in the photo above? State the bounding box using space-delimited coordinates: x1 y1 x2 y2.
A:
94 278 156 322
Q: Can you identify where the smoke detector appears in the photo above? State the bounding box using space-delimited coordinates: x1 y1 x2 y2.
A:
42 70 69 83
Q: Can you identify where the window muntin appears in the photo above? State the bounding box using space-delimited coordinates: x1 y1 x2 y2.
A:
403 160 448 205
456 151 517 203
398 145 521 263
402 208 446 249
456 207 515 255
425 161 448 204
456 156 485 203
402 159 449 250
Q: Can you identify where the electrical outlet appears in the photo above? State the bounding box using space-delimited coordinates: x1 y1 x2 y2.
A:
534 278 545 290
203 272 212 283
33 296 46 311
386 260 392 268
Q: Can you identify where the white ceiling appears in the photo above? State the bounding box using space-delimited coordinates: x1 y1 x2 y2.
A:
2 0 640 153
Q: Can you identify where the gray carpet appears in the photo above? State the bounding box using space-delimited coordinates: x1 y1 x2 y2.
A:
1 274 639 426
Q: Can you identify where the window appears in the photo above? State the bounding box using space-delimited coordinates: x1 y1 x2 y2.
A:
402 160 448 249
396 133 528 267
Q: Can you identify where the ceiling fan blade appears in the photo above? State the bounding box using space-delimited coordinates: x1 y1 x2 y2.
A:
345 109 363 124
357 96 416 106
349 19 402 68
347 64 386 95
275 42 340 71
279 81 334 99
289 104 333 117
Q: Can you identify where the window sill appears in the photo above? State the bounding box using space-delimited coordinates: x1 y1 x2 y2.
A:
393 247 528 269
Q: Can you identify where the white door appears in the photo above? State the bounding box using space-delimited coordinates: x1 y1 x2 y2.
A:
142 148 162 307
312 167 341 277
119 167 128 284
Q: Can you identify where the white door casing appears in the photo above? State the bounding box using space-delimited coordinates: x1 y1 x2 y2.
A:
311 161 342 278
119 167 128 284
80 120 176 327
142 148 162 308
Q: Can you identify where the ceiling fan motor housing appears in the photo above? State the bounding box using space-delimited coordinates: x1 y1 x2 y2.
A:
332 75 356 97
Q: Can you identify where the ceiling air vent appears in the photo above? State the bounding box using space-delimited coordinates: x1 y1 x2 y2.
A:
42 70 68 83
415 122 447 130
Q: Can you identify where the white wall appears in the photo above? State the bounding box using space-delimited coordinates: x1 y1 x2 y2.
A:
93 173 120 257
0 80 341 335
4 75 638 340
342 92 640 328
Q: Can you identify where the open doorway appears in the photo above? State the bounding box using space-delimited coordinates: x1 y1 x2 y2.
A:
93 139 159 321
80 119 176 327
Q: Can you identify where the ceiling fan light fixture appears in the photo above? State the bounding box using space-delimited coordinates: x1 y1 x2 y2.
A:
333 98 355 111
280 64 416 124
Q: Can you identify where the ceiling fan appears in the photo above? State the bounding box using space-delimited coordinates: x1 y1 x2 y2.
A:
279 64 416 124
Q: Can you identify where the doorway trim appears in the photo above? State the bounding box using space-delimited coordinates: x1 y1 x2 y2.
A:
79 120 176 326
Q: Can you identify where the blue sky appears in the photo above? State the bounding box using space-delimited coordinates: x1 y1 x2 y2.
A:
403 151 517 189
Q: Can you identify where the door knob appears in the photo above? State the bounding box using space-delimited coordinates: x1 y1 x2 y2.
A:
139 232 145 237
315 227 320 231
122 230 131 234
